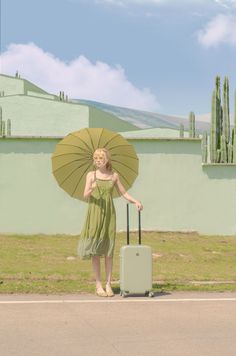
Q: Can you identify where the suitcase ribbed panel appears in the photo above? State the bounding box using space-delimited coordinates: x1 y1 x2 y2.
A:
120 245 152 294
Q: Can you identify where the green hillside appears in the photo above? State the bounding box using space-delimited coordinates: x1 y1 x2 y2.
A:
76 99 211 133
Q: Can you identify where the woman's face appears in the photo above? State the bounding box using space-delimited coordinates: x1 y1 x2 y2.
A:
93 152 108 168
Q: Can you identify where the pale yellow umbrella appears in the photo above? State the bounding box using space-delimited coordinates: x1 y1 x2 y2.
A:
51 128 139 201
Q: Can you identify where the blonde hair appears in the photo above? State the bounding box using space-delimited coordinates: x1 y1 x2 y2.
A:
93 148 112 171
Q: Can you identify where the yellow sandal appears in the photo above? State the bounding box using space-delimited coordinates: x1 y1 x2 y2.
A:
95 288 107 297
106 284 115 297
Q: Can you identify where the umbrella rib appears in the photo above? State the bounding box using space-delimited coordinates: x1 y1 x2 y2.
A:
53 152 91 159
53 159 90 175
97 128 104 149
107 144 135 151
57 143 89 152
70 133 93 152
72 162 91 196
112 159 138 175
103 133 121 148
86 128 95 152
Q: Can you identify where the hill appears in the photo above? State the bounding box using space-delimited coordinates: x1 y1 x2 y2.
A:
75 99 211 133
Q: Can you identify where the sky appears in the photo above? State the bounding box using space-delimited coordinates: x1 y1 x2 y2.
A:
1 0 236 116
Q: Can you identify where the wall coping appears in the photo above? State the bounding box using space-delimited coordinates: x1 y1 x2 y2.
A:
202 163 236 166
0 136 202 142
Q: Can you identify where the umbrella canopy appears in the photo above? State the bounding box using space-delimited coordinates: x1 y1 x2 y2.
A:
51 127 139 201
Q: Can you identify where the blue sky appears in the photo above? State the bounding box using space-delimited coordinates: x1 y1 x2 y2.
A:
1 0 236 116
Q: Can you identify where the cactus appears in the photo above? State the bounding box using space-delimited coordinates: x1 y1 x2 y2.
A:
220 135 227 163
222 76 230 144
210 90 217 162
179 123 184 138
189 111 196 138
217 149 221 163
233 133 236 163
228 143 233 163
7 119 11 137
2 120 6 137
232 89 236 163
202 131 208 163
215 76 222 149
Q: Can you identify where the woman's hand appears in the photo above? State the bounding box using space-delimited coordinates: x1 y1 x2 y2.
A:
135 201 143 211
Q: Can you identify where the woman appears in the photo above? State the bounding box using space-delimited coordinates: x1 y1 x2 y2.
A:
78 148 143 297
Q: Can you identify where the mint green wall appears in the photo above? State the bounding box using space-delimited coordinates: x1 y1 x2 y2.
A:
122 127 188 138
1 137 236 235
0 75 24 96
0 96 89 136
0 74 52 96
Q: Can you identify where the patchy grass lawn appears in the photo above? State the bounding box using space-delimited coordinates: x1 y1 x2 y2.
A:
0 232 236 294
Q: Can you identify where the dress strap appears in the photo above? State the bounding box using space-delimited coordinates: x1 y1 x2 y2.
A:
94 171 96 181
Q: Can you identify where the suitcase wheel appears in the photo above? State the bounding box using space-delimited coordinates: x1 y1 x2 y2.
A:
120 291 128 298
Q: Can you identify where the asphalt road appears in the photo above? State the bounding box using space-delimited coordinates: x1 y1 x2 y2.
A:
0 292 236 356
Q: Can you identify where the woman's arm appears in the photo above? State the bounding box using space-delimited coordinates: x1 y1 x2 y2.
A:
83 172 96 200
114 172 143 211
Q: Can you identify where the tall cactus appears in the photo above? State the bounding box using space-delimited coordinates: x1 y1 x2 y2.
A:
7 119 11 137
189 111 195 138
228 143 233 163
210 90 217 162
2 120 6 137
202 131 208 163
233 89 236 163
215 76 222 149
222 76 230 144
221 135 227 163
233 132 236 163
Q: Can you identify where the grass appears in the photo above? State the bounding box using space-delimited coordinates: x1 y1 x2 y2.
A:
0 232 236 294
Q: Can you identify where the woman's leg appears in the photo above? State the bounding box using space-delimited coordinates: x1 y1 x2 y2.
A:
105 256 114 296
105 256 113 285
92 256 106 293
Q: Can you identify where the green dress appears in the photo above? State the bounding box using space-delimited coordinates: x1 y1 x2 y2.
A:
78 176 116 260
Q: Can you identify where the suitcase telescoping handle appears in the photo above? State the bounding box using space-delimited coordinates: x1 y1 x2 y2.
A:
126 203 141 245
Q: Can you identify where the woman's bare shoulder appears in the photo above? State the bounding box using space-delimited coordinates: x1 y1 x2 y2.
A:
87 171 95 179
112 171 119 180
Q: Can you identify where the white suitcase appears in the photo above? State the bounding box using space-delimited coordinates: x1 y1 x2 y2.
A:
119 204 154 298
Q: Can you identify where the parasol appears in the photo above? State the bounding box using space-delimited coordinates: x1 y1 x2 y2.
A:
51 127 139 201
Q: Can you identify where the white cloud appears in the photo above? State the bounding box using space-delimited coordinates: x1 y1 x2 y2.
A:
214 0 236 9
0 43 159 111
197 14 236 47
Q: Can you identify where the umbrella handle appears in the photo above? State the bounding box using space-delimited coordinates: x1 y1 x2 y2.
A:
126 203 141 245
127 203 130 245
